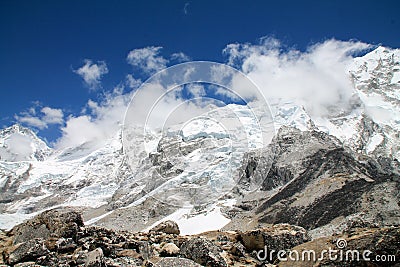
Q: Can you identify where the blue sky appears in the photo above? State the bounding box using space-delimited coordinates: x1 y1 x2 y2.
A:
1 0 399 145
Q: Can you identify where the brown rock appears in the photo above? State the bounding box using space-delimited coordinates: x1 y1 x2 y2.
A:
159 242 180 256
5 238 49 265
149 220 180 235
116 249 141 258
240 223 309 252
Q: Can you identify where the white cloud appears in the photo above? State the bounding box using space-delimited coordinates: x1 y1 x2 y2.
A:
186 84 206 98
17 38 375 152
74 59 108 90
126 74 142 89
223 38 372 117
171 52 191 62
3 133 35 161
15 115 47 129
127 46 167 75
15 106 64 130
125 81 215 129
41 107 64 124
55 87 132 149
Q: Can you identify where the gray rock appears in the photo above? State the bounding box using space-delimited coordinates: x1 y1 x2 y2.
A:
240 224 309 252
5 238 49 265
10 207 84 245
149 220 180 235
180 237 227 267
155 257 202 267
85 248 106 267
230 242 246 257
237 127 341 193
159 242 180 256
138 241 153 260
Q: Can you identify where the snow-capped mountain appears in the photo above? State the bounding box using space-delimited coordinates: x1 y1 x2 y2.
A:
0 124 51 162
271 46 400 162
0 129 129 230
0 46 399 235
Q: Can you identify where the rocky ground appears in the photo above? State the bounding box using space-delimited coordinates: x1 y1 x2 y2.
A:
0 208 399 267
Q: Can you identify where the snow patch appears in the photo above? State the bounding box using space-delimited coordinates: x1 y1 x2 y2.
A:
366 133 384 154
0 213 34 231
147 204 231 235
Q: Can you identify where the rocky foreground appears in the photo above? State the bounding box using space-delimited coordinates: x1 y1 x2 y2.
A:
0 208 399 267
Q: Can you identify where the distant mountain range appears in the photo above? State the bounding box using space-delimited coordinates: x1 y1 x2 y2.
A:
1 46 399 240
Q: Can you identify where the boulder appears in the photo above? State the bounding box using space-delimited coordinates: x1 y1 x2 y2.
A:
240 223 309 252
10 207 84 245
159 242 180 256
230 242 247 258
149 220 180 235
5 238 49 265
180 237 227 267
85 247 106 267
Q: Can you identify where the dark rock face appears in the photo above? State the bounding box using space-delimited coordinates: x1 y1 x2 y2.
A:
180 237 227 267
236 127 342 193
230 126 400 236
256 147 399 230
149 220 180 235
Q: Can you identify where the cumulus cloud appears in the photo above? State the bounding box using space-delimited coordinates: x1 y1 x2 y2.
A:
127 46 167 75
171 52 191 63
127 47 191 76
16 115 47 129
223 38 372 117
126 74 142 89
125 81 216 130
55 87 132 149
41 107 64 124
74 59 108 90
56 48 192 149
15 106 64 130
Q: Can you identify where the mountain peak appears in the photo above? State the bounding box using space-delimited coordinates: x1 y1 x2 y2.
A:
0 124 51 162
